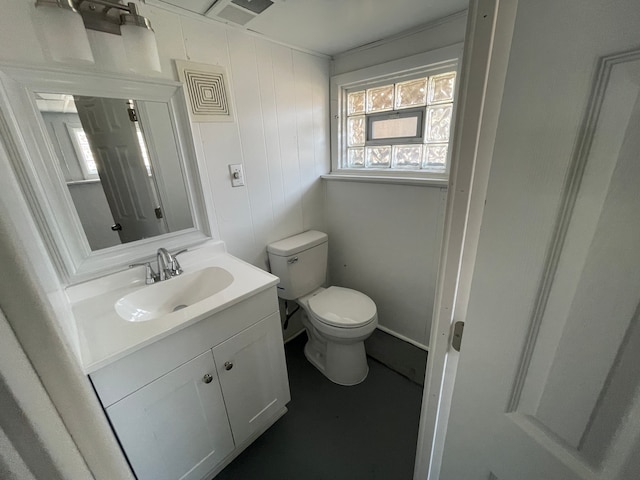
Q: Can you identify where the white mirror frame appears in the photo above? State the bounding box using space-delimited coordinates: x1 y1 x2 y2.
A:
0 63 211 284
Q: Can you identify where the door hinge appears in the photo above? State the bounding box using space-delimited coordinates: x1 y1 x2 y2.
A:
128 107 138 122
452 321 465 352
154 207 163 219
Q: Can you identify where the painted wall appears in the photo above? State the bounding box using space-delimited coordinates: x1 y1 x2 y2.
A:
326 181 447 347
325 13 466 347
331 11 467 76
0 0 329 341
0 1 329 477
143 5 330 269
1 0 329 269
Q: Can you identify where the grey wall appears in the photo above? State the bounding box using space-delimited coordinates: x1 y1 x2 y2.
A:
331 11 467 76
326 13 467 347
325 181 447 347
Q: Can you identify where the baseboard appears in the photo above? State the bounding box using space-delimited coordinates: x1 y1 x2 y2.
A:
365 328 428 386
283 327 306 344
376 325 428 351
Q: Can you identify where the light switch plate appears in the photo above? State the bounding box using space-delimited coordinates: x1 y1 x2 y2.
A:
229 164 245 187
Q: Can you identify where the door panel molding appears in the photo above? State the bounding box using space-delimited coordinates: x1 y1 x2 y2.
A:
507 47 640 414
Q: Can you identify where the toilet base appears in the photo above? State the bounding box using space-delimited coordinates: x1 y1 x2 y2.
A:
303 332 369 386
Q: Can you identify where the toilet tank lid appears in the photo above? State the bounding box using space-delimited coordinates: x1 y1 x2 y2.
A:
267 230 327 256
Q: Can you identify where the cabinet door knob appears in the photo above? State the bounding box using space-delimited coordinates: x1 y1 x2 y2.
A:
203 373 213 384
224 361 233 371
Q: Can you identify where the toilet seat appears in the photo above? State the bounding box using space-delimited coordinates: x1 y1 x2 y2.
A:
308 286 377 328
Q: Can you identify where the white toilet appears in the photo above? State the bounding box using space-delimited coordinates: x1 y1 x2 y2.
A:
267 230 377 386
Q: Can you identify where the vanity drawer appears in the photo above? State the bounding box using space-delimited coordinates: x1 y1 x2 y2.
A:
90 287 278 407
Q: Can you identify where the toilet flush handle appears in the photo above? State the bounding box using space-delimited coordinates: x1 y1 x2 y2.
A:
287 256 299 264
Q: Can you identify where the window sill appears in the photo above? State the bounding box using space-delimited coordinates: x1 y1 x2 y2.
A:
321 173 449 187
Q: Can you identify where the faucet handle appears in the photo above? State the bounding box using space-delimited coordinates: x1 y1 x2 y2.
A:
129 262 158 285
170 249 187 276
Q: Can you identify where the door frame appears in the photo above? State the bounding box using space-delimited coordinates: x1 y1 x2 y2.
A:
413 0 519 478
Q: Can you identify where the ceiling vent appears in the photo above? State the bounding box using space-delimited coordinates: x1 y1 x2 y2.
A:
231 0 273 14
217 4 256 25
206 0 274 26
154 0 275 27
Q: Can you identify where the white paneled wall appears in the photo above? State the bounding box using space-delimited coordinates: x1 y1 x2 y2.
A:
0 0 329 351
0 1 329 272
155 10 331 269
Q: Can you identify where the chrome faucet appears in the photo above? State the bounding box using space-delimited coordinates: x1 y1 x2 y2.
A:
157 247 173 281
157 247 187 281
129 248 187 284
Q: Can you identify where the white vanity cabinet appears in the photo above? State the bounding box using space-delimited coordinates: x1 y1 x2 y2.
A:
212 313 291 447
89 288 290 480
105 351 234 480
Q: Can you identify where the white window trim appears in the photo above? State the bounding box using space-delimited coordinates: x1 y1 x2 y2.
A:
329 43 464 185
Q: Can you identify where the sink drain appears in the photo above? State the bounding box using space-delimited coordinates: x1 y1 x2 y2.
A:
173 304 188 312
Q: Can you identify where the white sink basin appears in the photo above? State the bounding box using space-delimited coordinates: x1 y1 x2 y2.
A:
115 266 234 322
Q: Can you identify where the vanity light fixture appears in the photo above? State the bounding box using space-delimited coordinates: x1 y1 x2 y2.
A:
33 0 95 64
34 0 161 73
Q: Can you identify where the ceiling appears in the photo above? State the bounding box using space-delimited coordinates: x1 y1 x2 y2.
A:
152 0 469 56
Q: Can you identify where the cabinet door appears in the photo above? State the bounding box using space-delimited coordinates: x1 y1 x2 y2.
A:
106 351 234 480
213 313 291 446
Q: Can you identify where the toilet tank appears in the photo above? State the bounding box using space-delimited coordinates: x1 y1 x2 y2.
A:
267 230 328 300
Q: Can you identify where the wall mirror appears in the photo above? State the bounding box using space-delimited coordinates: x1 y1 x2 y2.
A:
36 93 194 250
0 64 210 284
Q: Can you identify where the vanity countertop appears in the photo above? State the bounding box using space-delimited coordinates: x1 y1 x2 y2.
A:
67 241 279 374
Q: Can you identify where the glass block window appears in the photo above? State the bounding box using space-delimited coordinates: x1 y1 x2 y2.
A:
347 116 366 146
365 146 391 167
393 145 423 169
344 70 456 175
366 85 394 113
348 147 365 168
395 78 428 109
347 91 365 115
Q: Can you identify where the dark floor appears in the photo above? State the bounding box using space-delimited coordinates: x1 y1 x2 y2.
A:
215 333 424 480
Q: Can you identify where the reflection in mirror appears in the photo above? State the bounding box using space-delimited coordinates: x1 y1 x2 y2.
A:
36 93 194 251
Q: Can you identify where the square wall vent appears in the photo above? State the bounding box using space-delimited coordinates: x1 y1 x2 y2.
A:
175 60 234 123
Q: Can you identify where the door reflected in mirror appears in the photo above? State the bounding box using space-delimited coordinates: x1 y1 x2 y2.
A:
36 92 194 250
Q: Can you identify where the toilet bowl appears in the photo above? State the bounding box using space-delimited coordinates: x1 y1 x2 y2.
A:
298 286 377 385
267 231 378 386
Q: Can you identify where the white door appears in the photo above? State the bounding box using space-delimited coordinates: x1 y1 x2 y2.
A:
213 313 291 447
106 351 234 480
74 95 167 243
438 0 640 479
